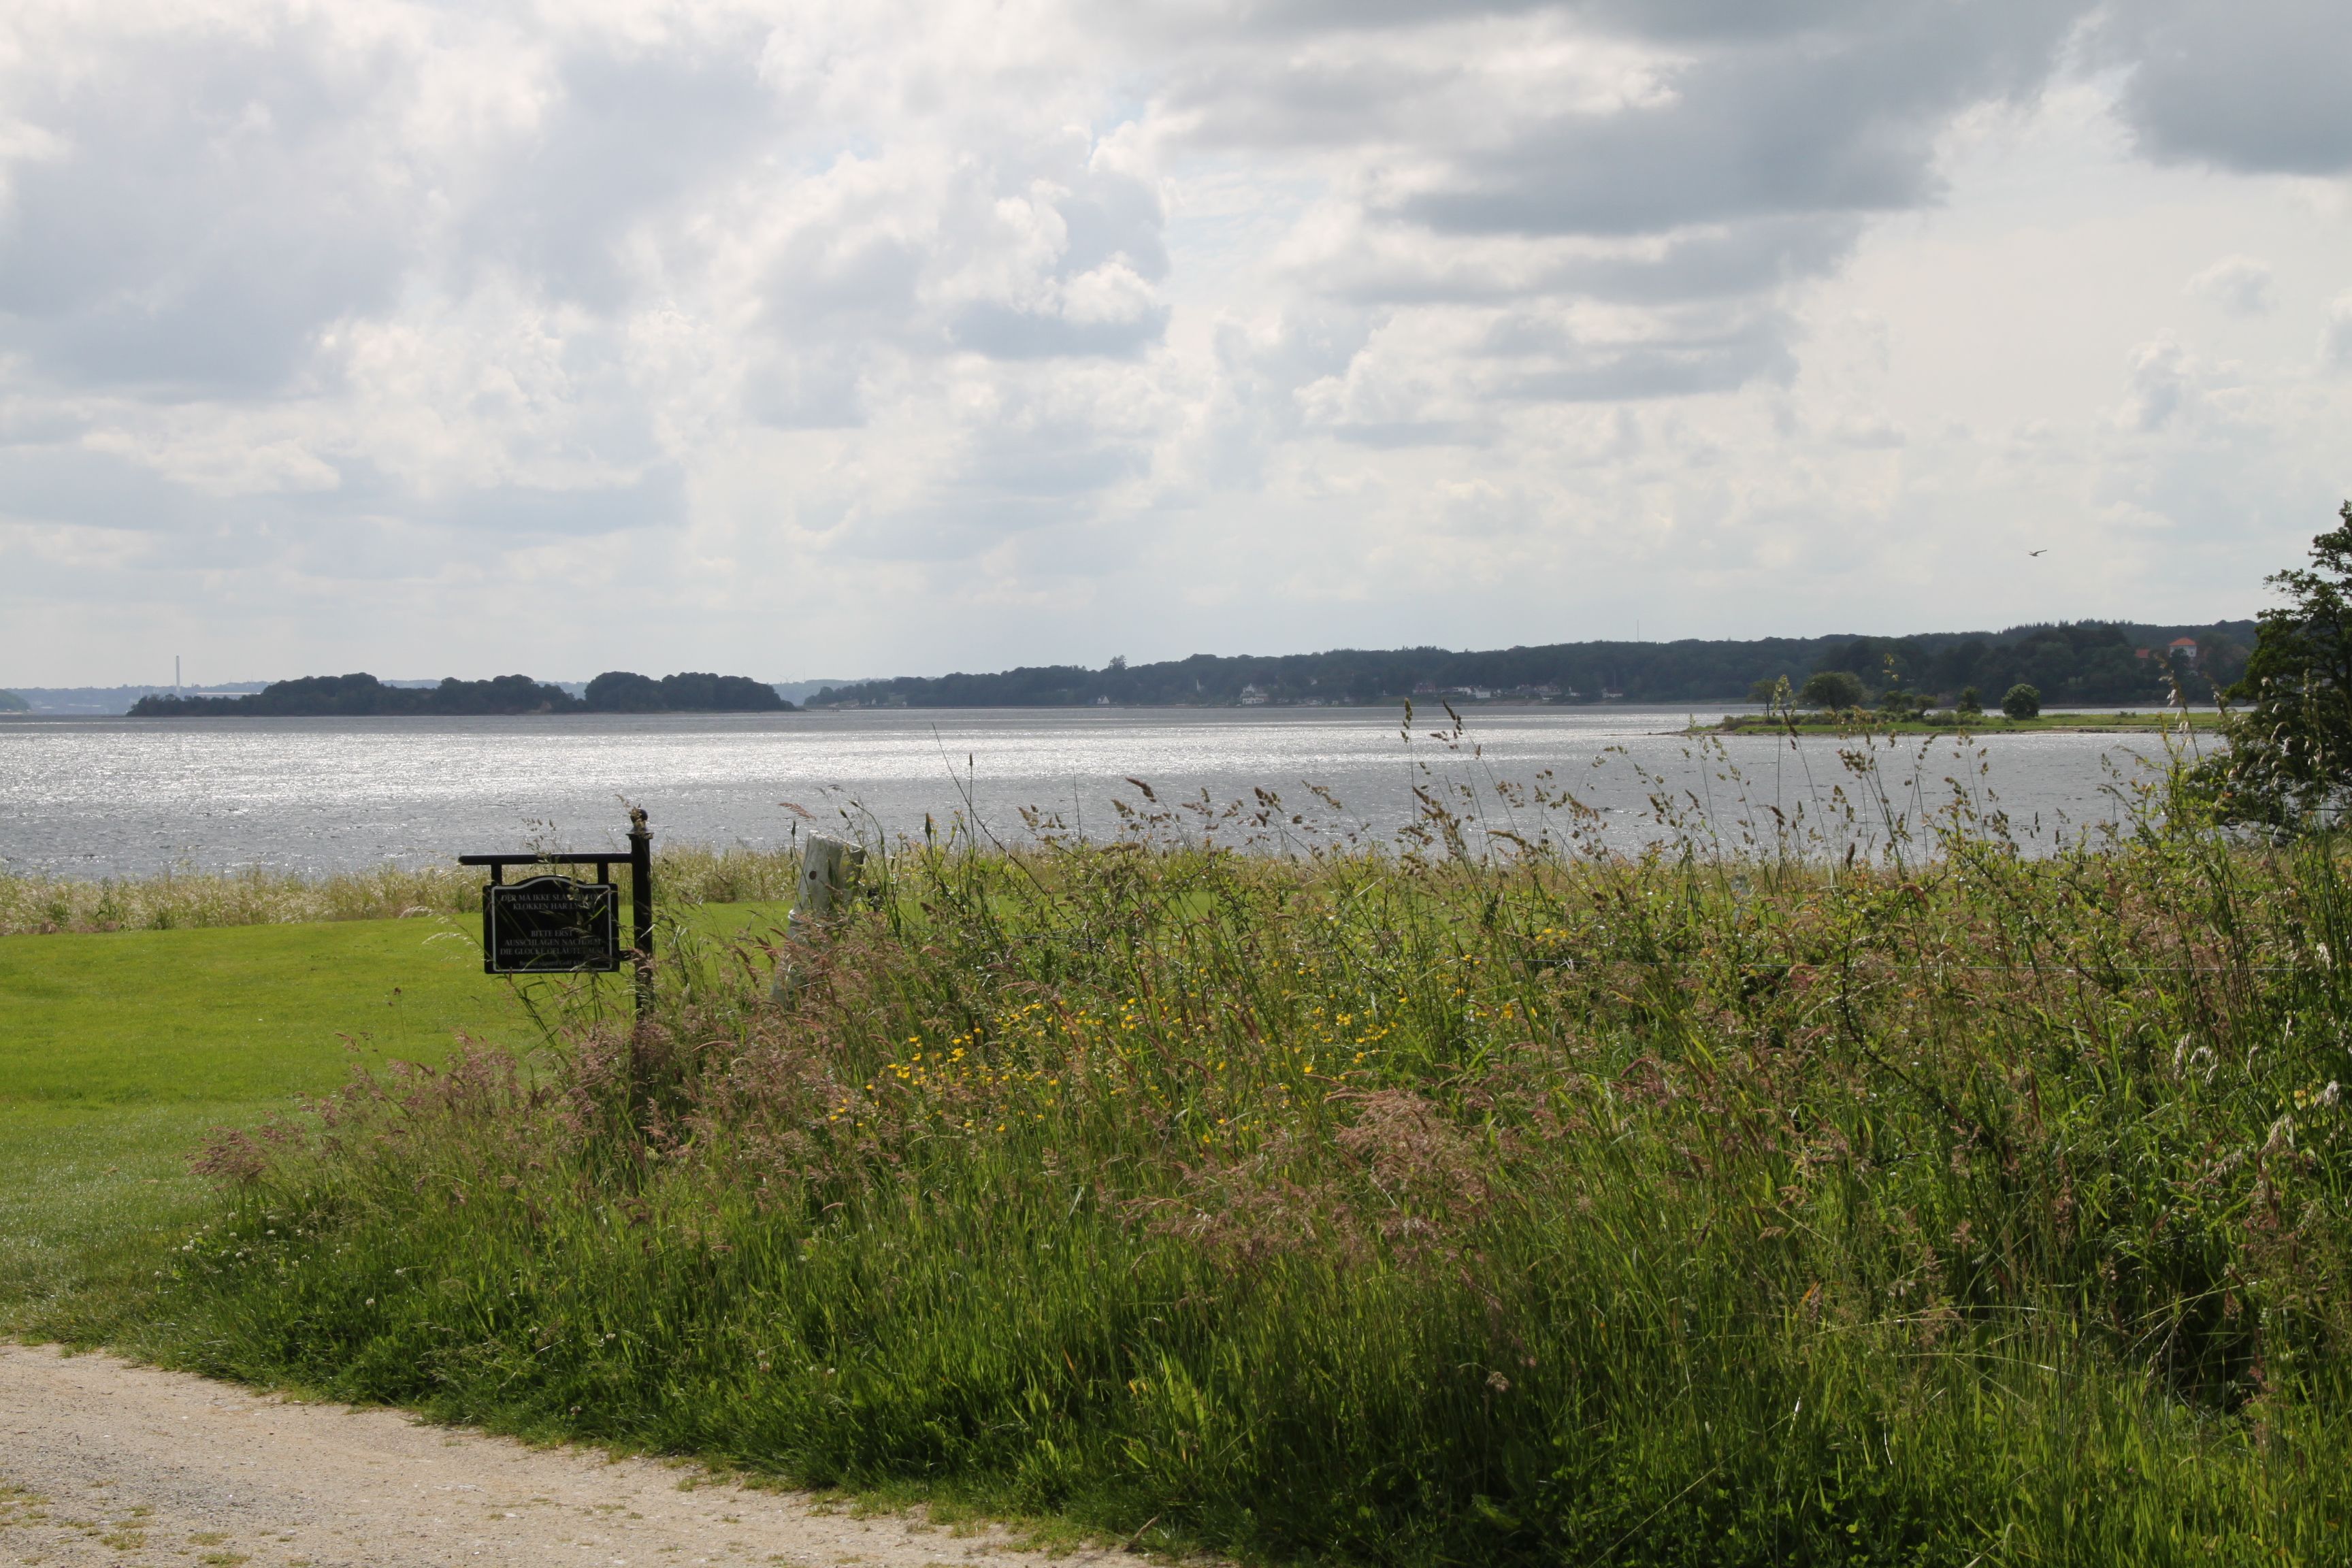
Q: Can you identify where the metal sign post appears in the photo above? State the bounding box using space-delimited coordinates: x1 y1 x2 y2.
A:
460 808 655 1017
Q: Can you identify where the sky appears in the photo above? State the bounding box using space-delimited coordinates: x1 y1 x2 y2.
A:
2 0 2349 686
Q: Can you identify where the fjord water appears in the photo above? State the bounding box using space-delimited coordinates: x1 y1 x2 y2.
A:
0 707 2189 879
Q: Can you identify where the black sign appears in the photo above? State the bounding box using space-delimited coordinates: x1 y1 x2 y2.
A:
483 875 621 973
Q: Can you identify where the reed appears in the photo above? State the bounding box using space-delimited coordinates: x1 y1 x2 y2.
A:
0 845 804 935
110 734 2352 1567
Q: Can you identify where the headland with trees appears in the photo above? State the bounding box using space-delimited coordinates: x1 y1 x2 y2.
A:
128 670 792 717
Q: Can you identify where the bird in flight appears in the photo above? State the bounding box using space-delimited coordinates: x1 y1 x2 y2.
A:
2029 549 2048 557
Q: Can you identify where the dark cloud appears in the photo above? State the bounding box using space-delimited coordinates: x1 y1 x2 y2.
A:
1396 1 2080 240
1399 64 1936 238
2099 0 2352 174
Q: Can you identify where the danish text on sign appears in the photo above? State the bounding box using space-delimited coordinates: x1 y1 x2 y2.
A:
483 875 621 973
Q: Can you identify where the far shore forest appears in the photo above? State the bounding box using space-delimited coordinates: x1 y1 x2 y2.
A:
810 619 2249 711
49 617 2253 719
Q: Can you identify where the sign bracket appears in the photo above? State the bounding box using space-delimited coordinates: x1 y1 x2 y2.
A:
460 808 654 1013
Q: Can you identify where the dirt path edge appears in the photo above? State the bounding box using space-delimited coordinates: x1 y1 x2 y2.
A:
0 1342 1118 1568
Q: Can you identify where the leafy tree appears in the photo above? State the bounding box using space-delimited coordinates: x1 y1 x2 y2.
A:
657 672 788 712
586 671 666 713
2002 684 2041 720
2204 502 2352 825
1797 670 1867 710
584 670 788 714
425 674 581 715
1957 685 1983 716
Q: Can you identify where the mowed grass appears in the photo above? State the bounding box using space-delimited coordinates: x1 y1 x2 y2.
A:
0 912 530 1331
0 900 791 1334
0 915 532 1103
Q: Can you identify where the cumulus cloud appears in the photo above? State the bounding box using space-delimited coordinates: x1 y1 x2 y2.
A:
2324 295 2352 374
2188 255 2275 315
2118 336 2193 430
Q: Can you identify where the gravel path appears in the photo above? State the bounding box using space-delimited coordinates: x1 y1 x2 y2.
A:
0 1343 1096 1568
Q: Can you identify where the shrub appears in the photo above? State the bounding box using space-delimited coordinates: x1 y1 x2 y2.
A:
2002 683 2041 720
1956 685 1982 715
1796 669 1867 710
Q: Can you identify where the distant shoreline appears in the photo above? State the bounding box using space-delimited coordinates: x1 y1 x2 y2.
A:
0 700 2225 730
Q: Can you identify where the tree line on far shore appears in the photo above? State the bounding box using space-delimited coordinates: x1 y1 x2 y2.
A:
127 671 791 717
105 620 2253 720
806 619 2251 710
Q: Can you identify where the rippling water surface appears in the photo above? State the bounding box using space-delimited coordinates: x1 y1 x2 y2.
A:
0 707 2200 879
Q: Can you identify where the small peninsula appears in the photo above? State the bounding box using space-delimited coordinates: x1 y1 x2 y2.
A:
129 670 792 717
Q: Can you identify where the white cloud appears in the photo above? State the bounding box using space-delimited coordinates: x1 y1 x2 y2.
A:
2323 293 2352 374
80 424 341 497
2118 335 2192 431
2187 255 2274 314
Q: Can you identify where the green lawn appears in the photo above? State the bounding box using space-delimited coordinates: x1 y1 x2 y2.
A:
0 915 540 1103
0 902 789 1336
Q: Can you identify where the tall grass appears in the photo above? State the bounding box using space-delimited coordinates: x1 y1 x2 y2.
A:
0 844 803 934
133 747 2352 1565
